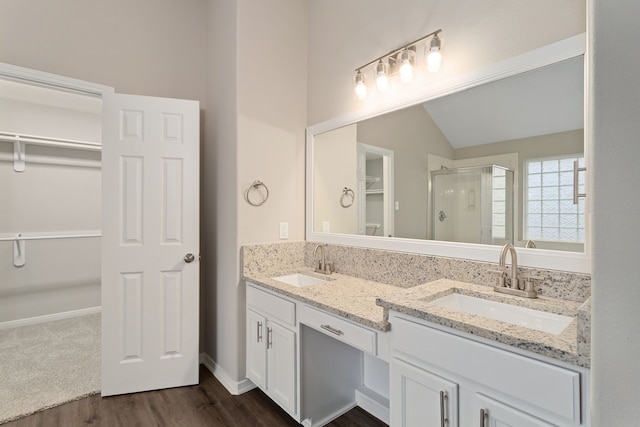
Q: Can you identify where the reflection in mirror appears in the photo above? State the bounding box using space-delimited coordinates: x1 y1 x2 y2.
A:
431 165 514 246
313 54 584 252
357 143 394 237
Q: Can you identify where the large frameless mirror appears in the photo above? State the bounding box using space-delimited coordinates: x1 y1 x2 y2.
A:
307 34 588 273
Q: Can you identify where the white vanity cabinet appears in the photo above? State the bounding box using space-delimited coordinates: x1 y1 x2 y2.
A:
389 312 589 427
246 284 297 416
475 393 556 427
245 281 392 426
391 357 458 427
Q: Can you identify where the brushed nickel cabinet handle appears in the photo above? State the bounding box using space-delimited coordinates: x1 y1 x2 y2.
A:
440 391 449 427
257 321 262 342
267 327 273 349
320 324 343 336
480 408 487 427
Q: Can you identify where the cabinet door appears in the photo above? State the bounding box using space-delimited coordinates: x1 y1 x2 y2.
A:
246 309 267 389
391 357 458 427
267 320 297 415
475 394 555 427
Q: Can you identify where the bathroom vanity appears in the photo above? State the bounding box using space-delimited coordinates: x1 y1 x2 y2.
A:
244 32 592 427
244 273 395 426
242 242 590 427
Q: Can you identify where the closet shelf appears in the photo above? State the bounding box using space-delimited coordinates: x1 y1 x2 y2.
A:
1 230 102 268
1 131 101 151
0 230 102 242
1 131 101 172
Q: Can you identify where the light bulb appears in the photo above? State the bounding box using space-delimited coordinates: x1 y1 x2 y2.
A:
427 51 441 72
375 61 389 92
427 34 442 72
354 71 367 100
399 50 414 83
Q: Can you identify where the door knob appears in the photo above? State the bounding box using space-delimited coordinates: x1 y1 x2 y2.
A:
184 253 195 263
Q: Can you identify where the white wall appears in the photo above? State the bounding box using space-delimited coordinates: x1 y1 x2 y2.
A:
590 0 640 423
0 0 208 102
307 0 586 125
205 0 307 385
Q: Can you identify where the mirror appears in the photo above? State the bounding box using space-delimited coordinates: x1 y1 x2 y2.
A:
308 35 588 272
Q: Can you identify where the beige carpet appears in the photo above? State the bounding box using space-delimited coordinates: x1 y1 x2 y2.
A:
0 313 101 424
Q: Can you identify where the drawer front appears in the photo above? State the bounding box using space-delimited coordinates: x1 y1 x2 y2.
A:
246 284 296 327
300 305 377 354
391 314 581 423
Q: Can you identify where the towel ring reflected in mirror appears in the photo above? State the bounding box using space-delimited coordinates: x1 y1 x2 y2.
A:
244 180 269 207
340 187 355 208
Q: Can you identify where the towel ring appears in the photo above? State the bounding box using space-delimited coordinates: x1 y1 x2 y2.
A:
340 187 355 208
244 180 269 207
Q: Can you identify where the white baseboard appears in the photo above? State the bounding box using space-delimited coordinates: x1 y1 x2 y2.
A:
355 386 390 425
0 306 102 330
200 352 256 395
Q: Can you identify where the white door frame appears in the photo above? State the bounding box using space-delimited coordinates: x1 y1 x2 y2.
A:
0 63 114 98
357 142 395 237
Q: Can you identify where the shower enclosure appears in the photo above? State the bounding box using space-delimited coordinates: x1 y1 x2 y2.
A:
430 165 514 245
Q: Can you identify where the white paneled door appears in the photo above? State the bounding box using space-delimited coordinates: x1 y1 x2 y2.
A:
101 93 200 396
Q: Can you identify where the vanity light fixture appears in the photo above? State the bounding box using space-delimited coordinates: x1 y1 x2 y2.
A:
353 29 442 100
375 60 390 92
354 70 367 100
399 49 415 83
427 33 442 72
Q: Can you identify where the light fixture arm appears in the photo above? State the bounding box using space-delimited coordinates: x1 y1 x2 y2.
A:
354 29 442 72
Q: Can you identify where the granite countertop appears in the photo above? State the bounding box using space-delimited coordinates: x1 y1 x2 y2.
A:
376 278 590 368
244 268 400 331
244 271 590 368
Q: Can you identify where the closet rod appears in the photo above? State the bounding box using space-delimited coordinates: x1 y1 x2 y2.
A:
0 131 101 151
0 231 102 242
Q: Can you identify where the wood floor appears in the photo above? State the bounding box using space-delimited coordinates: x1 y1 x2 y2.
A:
4 366 387 427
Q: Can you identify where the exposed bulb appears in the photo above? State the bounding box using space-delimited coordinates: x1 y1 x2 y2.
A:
354 71 367 100
375 61 389 92
427 51 441 72
399 50 414 83
427 34 442 72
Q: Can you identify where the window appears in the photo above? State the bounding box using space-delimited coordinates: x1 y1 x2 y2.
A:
492 167 508 240
525 156 584 242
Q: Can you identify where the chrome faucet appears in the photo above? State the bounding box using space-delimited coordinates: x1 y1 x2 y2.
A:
491 243 539 298
313 244 334 275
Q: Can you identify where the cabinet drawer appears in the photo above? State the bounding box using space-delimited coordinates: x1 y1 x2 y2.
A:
247 284 295 327
300 305 377 354
391 315 581 424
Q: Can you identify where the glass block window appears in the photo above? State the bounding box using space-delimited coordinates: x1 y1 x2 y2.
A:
525 156 584 242
492 168 507 239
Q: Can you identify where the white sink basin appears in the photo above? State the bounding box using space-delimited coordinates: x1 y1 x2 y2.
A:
428 293 573 335
272 273 328 287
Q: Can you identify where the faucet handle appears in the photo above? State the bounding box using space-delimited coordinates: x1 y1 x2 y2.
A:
325 262 334 274
519 274 544 296
488 268 507 287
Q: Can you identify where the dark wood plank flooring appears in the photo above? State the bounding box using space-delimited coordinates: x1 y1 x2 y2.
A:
4 366 387 426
